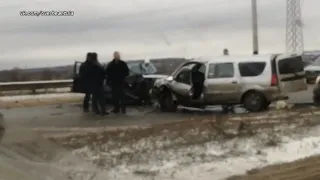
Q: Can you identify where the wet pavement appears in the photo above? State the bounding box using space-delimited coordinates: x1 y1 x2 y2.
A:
0 84 315 129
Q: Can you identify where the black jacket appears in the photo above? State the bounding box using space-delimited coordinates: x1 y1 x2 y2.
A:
79 60 105 92
105 59 129 85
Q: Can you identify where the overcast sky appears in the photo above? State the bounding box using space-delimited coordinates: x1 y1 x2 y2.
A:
0 0 319 69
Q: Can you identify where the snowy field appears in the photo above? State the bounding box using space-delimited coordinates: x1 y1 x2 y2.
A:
0 93 83 102
1 113 319 180
0 92 83 108
62 126 320 180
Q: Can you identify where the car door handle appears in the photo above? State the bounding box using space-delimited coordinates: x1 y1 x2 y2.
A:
231 81 237 84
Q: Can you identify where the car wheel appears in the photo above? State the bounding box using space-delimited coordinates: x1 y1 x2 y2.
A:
314 96 320 106
243 91 266 112
262 101 271 110
160 92 177 112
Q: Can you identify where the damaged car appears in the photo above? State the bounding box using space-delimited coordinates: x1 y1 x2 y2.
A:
71 60 167 105
152 54 307 112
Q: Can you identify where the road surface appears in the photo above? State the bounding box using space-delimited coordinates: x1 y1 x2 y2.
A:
0 85 315 129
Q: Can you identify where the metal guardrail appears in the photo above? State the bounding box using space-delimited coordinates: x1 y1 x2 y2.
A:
0 79 73 92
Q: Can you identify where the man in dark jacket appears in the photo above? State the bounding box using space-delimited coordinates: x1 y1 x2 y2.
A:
191 64 205 99
90 52 108 116
79 52 93 112
105 51 129 114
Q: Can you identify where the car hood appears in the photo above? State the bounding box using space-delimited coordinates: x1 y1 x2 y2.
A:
142 74 168 79
304 65 320 71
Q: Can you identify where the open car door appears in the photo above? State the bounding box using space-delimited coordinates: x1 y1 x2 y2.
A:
71 61 85 93
275 54 308 93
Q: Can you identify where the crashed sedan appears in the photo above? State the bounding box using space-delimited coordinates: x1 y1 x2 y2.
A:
71 60 167 105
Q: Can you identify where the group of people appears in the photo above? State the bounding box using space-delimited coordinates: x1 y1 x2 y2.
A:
79 51 129 115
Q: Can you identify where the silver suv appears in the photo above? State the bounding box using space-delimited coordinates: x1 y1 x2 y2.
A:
152 54 307 112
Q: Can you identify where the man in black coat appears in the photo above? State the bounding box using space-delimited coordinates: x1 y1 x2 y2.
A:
191 64 205 99
90 52 108 115
105 51 129 114
79 52 93 112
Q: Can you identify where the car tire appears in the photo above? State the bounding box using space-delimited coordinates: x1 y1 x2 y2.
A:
243 91 266 112
314 96 320 106
159 92 177 112
262 101 271 110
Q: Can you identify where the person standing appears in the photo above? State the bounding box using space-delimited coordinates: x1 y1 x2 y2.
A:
79 52 93 112
105 51 129 114
90 52 108 116
222 48 234 113
140 59 157 74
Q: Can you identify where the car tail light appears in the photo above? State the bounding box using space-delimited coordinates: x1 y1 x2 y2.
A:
271 74 278 86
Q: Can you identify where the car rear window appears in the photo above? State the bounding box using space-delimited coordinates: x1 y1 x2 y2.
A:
278 56 304 74
238 62 266 77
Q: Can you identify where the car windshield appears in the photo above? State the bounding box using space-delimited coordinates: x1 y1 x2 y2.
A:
101 60 157 75
130 62 157 75
310 57 320 66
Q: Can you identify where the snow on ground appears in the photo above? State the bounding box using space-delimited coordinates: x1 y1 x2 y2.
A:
0 93 83 102
1 109 320 180
48 121 320 180
0 87 71 96
0 79 72 86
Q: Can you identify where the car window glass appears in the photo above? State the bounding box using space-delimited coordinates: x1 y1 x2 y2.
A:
238 62 266 77
208 63 234 78
278 56 304 74
198 64 206 74
131 63 157 75
176 70 191 84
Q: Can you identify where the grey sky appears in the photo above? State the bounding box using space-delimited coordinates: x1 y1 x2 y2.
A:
0 0 319 69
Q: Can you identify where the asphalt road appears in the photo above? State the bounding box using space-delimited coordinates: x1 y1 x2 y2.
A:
0 85 315 129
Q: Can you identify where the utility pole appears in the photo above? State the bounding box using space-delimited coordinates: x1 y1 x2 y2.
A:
251 0 259 55
286 0 304 54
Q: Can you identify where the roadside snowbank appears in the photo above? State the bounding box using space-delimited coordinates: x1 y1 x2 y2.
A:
0 87 70 96
0 93 82 102
61 125 320 180
0 93 83 108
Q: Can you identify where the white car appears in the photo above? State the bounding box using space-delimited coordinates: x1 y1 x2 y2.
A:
152 54 308 112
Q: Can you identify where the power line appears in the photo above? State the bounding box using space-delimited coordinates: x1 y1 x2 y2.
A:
286 0 304 54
